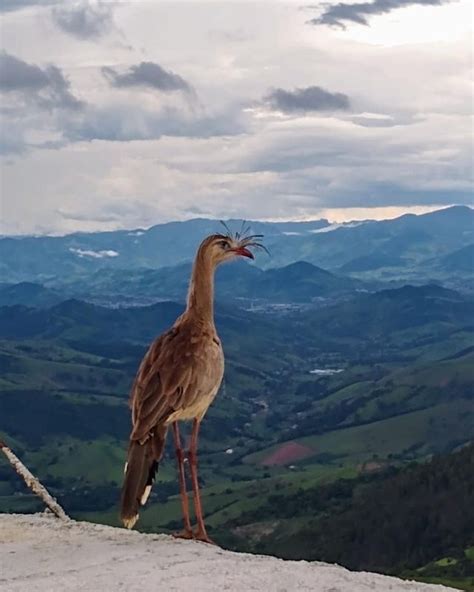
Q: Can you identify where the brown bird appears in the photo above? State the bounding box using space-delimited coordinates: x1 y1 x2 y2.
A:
120 230 264 542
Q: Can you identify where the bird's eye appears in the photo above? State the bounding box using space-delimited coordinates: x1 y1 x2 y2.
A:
219 240 230 250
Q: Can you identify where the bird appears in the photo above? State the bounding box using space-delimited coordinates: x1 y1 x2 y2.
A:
120 228 265 543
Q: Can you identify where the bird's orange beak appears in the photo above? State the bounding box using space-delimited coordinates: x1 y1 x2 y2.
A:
232 246 254 259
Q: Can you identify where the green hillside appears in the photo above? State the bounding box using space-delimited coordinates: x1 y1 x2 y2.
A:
0 284 472 588
220 445 474 590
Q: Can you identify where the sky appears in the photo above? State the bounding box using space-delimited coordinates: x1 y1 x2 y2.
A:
0 0 472 235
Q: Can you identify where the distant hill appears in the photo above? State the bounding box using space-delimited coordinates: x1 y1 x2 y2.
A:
428 243 474 274
0 298 288 369
265 206 474 271
339 253 406 272
298 284 472 342
42 260 360 305
0 299 183 342
0 282 64 308
251 262 359 301
0 207 472 290
0 217 329 283
0 284 470 355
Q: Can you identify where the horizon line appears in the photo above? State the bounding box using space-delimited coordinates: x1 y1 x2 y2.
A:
0 204 472 239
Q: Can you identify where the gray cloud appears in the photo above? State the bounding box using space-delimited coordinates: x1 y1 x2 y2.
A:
0 52 82 110
0 52 83 154
0 0 57 13
309 0 446 29
1 1 470 234
62 103 245 143
0 52 48 92
52 1 114 39
102 61 193 94
264 86 350 113
0 51 239 154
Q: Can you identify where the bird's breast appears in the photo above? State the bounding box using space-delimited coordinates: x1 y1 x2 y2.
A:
167 336 224 423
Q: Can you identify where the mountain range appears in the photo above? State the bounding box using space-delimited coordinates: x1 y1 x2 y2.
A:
1 207 472 291
8 260 359 307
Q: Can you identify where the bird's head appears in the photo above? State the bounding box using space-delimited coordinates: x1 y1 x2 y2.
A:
199 225 267 267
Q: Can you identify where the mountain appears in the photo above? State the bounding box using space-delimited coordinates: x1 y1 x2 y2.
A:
0 298 285 352
1 207 472 291
0 282 65 308
247 261 359 301
1 284 469 353
339 252 406 273
428 244 474 274
264 206 474 268
293 284 473 350
52 260 361 305
0 218 330 284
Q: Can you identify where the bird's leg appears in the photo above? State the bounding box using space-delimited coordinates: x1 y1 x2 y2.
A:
189 418 214 544
172 422 193 540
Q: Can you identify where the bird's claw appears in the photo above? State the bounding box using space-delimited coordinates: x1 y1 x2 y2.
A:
193 529 216 545
172 528 216 545
172 528 194 540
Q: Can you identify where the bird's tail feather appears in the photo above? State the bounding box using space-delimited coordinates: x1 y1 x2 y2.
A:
120 427 167 529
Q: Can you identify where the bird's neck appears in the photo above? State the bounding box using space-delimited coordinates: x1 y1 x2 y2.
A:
186 254 216 324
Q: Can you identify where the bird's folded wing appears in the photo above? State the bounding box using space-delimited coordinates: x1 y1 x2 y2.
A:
129 329 190 443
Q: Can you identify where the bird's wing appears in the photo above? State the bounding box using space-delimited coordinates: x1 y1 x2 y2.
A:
129 327 190 443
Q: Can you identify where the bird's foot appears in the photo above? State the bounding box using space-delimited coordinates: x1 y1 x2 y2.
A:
193 529 216 545
172 528 194 540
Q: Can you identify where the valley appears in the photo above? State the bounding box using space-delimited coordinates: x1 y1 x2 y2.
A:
0 207 473 589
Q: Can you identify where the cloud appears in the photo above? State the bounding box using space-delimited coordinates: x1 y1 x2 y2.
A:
52 1 114 39
349 112 418 127
61 103 246 143
102 61 193 94
0 53 240 154
309 0 447 29
0 0 57 13
0 52 82 110
264 86 350 113
69 247 119 258
0 52 83 154
2 108 471 235
0 0 471 234
0 52 48 92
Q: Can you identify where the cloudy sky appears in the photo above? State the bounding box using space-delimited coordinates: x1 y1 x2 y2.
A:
0 0 472 235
